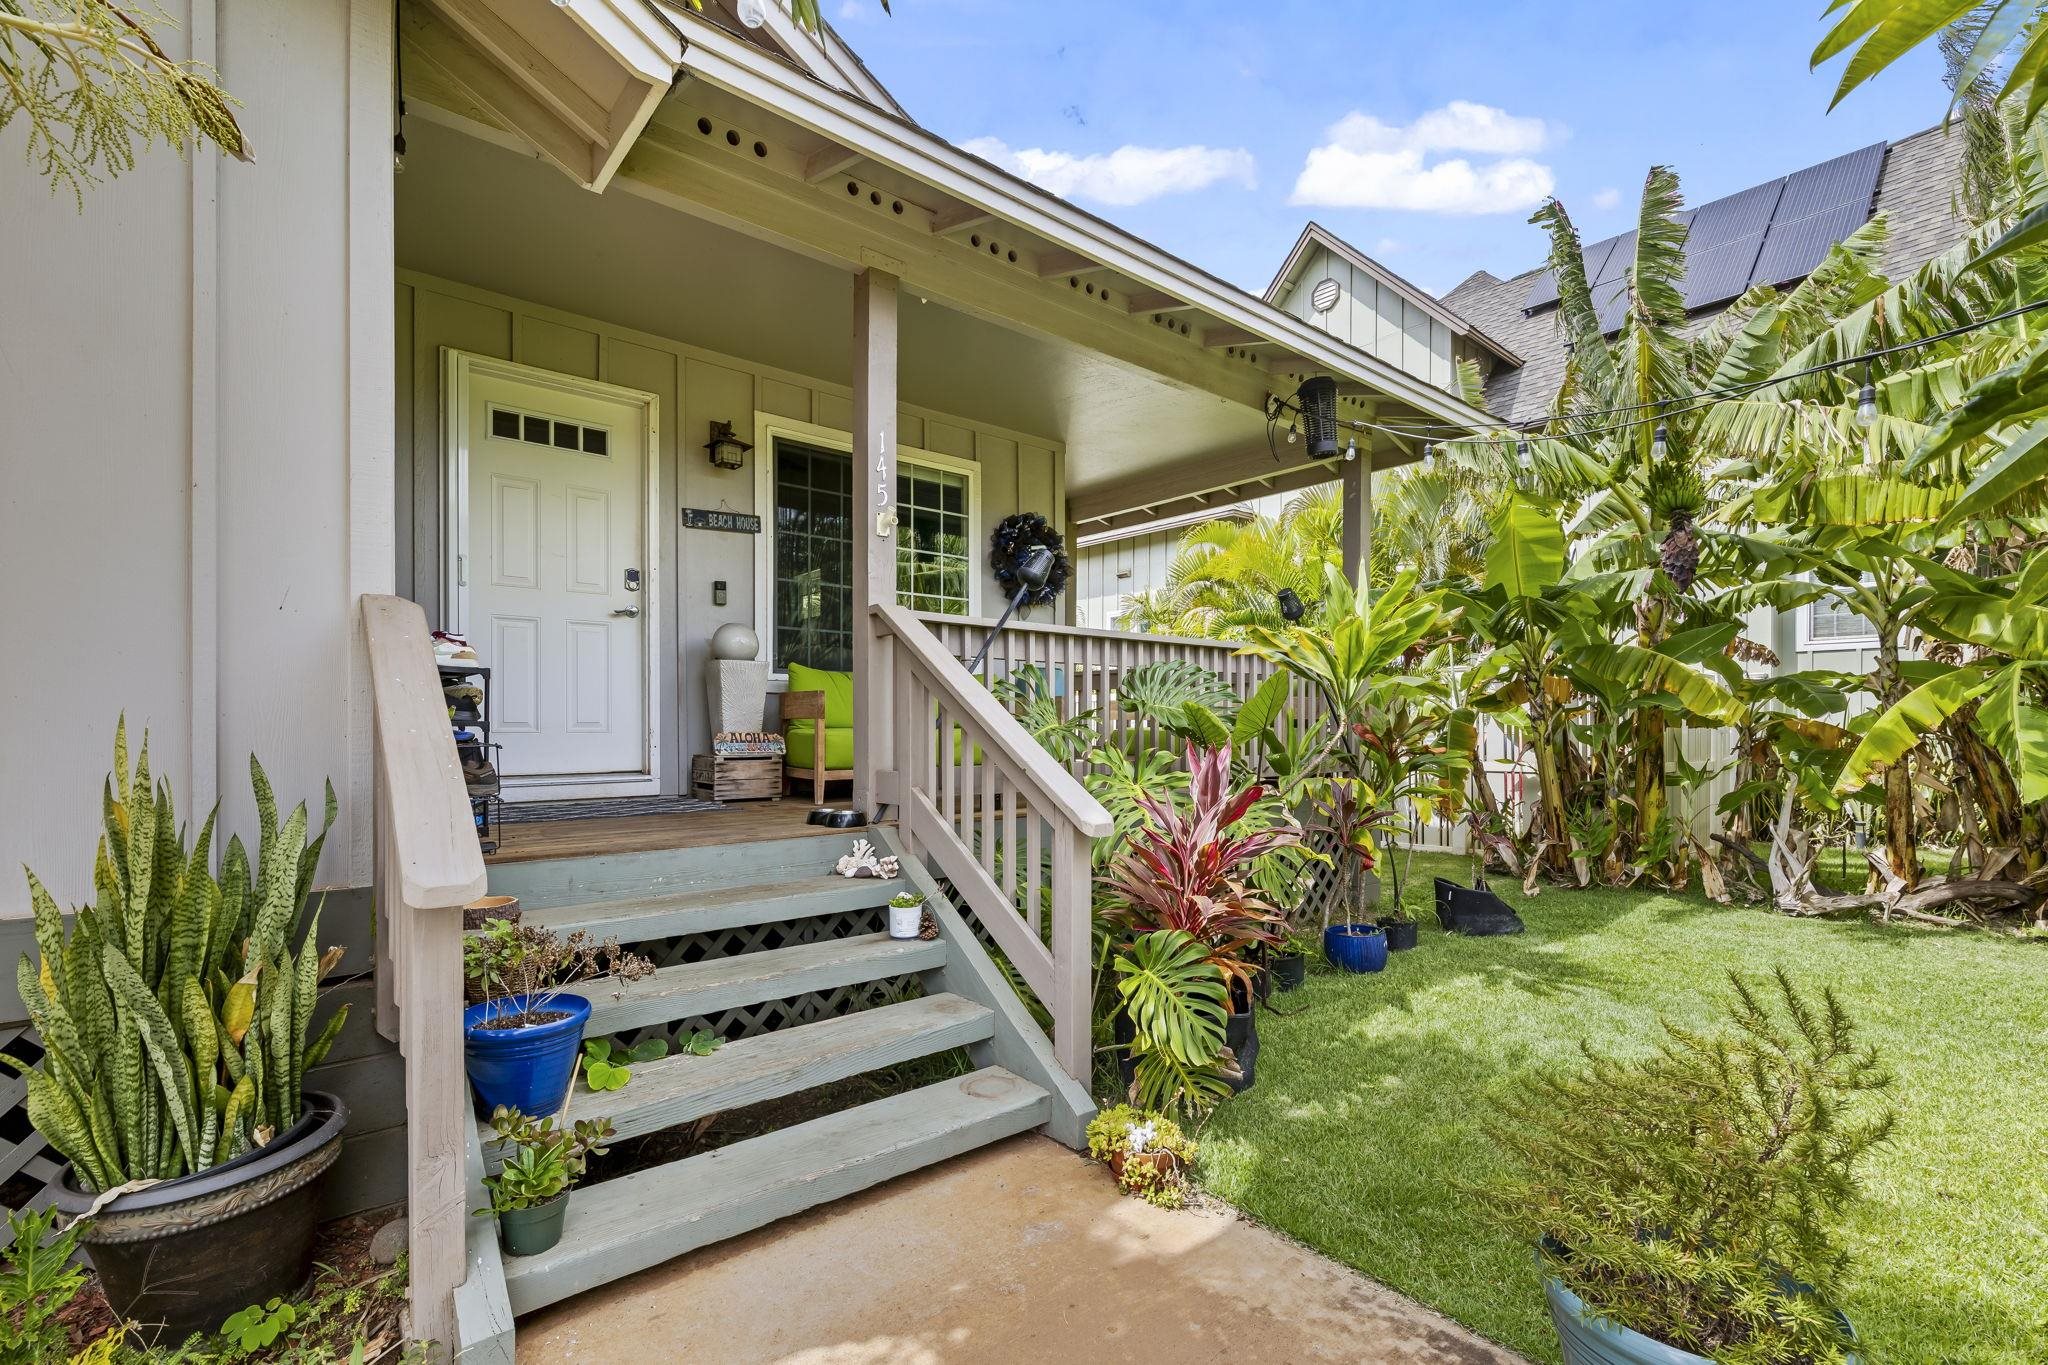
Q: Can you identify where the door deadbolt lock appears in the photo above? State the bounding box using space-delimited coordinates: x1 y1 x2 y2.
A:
624 567 642 592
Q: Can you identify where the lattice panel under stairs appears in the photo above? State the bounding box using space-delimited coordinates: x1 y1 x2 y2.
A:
590 904 928 1055
0 1024 61 1247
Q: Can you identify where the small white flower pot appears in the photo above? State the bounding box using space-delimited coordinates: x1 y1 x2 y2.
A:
888 898 924 939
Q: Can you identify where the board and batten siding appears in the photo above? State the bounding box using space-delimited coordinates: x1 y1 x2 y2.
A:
1075 528 1181 629
0 0 391 924
1273 244 1455 390
395 273 1065 793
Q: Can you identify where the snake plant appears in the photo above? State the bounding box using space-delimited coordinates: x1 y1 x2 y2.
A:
4 719 347 1192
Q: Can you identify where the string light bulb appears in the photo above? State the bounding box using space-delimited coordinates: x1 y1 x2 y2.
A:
1343 434 1359 462
1516 438 1532 469
1855 367 1879 429
1651 423 1669 460
1422 442 1435 470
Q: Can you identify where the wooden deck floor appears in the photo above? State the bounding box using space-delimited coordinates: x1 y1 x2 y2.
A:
485 800 878 864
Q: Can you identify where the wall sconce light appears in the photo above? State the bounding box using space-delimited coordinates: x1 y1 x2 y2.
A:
713 579 728 607
705 420 752 471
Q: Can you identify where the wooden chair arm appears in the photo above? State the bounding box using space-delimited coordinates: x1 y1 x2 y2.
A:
781 690 826 722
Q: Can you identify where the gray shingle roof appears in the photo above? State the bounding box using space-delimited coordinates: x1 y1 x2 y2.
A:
1439 125 1970 425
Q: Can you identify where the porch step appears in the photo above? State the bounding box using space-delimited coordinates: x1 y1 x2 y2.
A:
487 994 993 1160
510 875 895 945
570 932 947 1036
501 1066 1051 1315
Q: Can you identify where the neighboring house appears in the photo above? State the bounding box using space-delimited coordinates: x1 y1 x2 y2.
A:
1084 127 1971 681
1 0 1487 1353
1443 124 1968 688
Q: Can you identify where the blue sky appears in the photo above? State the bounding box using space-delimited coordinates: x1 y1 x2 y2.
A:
830 0 1951 296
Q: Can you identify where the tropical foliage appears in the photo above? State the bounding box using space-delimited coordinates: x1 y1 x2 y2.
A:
5 722 347 1190
1486 971 1893 1363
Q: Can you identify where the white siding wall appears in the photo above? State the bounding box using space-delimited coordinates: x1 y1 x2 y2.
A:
1275 245 1454 390
0 0 389 917
1074 528 1180 629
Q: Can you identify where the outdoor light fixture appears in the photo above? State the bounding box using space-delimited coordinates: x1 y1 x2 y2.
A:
1297 375 1340 460
1651 423 1670 460
1276 588 1306 623
1516 438 1532 469
705 420 752 471
968 544 1055 674
1343 433 1359 462
1856 368 1880 428
1422 442 1436 470
736 0 770 27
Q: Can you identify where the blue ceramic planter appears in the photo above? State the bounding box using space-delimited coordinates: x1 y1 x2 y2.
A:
1540 1252 1858 1365
463 993 590 1117
1323 923 1387 973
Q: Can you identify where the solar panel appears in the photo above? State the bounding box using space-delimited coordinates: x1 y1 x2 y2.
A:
1592 275 1632 334
1751 200 1874 287
1521 231 1624 312
1743 141 1885 290
1680 179 1785 310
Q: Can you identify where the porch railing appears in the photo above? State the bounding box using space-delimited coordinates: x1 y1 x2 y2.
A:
877 605 1111 1082
910 611 1315 759
361 595 489 1360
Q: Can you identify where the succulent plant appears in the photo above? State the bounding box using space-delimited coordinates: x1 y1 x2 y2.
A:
4 719 347 1191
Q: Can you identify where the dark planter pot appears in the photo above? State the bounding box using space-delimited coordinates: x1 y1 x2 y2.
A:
53 1091 348 1345
497 1193 570 1257
464 992 591 1117
1224 982 1259 1092
1323 923 1387 973
1434 876 1526 936
1542 1257 1858 1365
1383 919 1419 952
1272 951 1308 992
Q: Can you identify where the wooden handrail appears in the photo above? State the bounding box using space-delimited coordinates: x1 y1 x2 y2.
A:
908 607 1244 655
361 594 487 1363
363 596 488 909
877 604 1111 838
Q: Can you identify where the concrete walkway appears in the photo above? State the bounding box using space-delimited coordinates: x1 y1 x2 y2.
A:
516 1134 1527 1364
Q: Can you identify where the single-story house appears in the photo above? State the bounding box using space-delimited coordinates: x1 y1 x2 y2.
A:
0 0 1487 1355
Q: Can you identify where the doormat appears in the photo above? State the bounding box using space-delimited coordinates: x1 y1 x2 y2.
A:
498 795 725 824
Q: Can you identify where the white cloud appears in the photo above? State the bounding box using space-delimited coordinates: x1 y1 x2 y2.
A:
961 137 1257 207
1372 237 1406 256
1290 101 1557 214
1591 186 1623 211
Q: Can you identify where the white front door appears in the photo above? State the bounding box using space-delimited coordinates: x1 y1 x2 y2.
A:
451 356 657 792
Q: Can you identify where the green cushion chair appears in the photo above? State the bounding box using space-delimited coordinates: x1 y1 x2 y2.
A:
783 662 855 805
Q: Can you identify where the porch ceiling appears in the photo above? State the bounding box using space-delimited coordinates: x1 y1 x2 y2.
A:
400 1 1489 529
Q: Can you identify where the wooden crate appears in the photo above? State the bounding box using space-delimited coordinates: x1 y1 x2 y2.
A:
691 753 782 802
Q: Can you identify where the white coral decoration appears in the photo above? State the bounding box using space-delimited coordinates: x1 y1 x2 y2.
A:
1125 1120 1157 1155
833 838 900 880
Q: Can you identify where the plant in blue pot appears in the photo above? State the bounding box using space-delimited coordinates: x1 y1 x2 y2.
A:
1306 775 1391 973
1482 970 1892 1365
462 919 653 1117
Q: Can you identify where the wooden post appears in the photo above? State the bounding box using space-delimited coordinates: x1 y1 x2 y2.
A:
852 268 899 815
1049 828 1091 1084
1341 451 1372 591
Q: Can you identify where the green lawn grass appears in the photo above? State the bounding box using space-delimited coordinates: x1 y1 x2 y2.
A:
1197 854 2048 1364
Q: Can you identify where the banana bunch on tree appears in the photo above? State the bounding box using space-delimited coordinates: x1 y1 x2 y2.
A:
4 719 348 1192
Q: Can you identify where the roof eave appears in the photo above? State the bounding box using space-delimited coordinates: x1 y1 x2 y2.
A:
672 22 1492 432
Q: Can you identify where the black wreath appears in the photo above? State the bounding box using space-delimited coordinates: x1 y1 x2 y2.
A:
989 512 1070 607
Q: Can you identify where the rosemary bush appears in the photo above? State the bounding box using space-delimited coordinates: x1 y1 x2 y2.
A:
1485 970 1893 1363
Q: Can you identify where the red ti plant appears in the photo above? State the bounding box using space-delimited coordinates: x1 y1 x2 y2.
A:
1101 743 1300 1001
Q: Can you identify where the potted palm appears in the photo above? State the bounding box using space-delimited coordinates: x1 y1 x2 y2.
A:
478 1101 615 1256
8 725 352 1342
463 920 652 1117
1485 971 1889 1364
1101 744 1299 1094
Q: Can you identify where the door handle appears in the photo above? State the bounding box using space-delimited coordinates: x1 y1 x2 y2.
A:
611 605 641 618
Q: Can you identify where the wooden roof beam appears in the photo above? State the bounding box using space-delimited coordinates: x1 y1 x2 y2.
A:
804 142 866 183
930 203 997 235
1202 325 1262 350
1037 249 1111 281
1125 290 1198 316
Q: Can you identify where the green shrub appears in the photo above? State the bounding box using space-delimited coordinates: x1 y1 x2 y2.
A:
1086 1104 1197 1209
1484 970 1893 1363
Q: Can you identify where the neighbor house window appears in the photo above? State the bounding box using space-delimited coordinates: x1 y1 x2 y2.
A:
771 438 976 673
1804 600 1878 645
